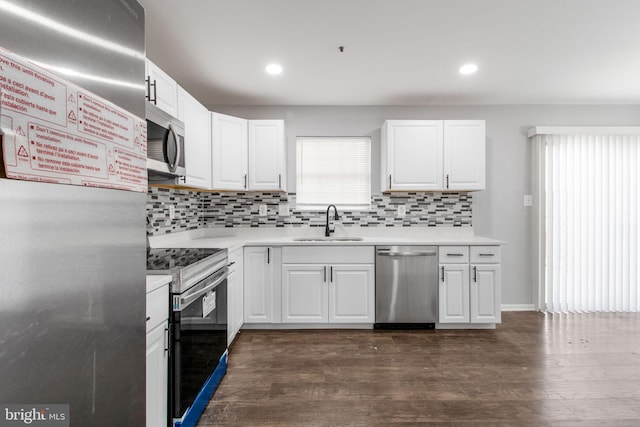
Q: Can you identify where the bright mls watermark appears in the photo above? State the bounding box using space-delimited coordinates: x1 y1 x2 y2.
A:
0 405 69 427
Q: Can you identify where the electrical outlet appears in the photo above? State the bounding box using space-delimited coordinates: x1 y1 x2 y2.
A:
397 205 406 217
168 205 176 220
524 195 533 207
278 203 290 216
259 204 268 216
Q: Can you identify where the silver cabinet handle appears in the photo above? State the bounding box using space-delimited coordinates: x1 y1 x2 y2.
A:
441 266 445 282
389 174 392 189
278 174 282 189
446 174 449 189
479 253 495 257
323 266 327 282
267 247 270 264
330 266 333 283
446 253 464 257
244 174 247 189
473 266 477 282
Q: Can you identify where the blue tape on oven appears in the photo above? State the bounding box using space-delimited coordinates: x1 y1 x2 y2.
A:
174 351 228 427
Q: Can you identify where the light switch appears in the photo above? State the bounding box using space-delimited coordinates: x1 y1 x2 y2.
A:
524 195 533 207
258 204 268 216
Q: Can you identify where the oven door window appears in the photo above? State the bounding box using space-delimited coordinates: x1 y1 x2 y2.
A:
173 280 227 418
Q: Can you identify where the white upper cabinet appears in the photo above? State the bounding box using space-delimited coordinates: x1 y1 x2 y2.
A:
177 87 211 189
443 120 486 191
248 120 286 191
145 59 178 117
381 119 485 192
211 112 249 190
381 120 444 191
212 116 286 191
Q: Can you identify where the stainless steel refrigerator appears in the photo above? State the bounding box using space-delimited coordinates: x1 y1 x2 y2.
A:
0 1 147 425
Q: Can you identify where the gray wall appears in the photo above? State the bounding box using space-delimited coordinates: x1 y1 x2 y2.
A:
209 104 640 306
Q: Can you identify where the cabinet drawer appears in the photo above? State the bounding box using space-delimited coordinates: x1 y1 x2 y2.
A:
470 246 501 263
146 284 169 333
438 246 469 263
282 246 374 264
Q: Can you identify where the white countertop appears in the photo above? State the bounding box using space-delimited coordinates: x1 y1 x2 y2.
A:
146 274 172 293
148 226 505 251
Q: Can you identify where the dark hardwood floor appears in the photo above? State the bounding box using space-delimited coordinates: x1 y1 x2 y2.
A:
197 312 640 426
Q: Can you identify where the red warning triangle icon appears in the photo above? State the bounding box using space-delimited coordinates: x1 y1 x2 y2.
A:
17 145 29 157
68 110 77 121
16 126 25 136
68 94 76 103
108 164 116 173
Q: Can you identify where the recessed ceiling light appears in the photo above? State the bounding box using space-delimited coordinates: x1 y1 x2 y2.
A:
459 63 478 75
265 63 283 75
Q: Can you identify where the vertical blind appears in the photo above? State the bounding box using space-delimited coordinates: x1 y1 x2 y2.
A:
296 137 371 208
543 133 640 312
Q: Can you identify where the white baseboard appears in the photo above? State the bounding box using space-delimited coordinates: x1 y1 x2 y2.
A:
501 304 537 311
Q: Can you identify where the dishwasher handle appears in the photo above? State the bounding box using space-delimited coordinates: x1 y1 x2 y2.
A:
377 251 437 257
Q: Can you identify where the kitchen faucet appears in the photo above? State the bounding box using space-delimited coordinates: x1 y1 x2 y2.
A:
325 204 340 237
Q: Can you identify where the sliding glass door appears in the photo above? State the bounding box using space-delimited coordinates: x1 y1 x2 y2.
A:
531 128 640 313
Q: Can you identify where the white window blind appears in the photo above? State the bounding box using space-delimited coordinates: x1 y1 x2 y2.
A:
296 137 371 208
537 131 640 313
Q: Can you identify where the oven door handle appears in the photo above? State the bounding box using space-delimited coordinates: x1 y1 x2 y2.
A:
180 267 227 309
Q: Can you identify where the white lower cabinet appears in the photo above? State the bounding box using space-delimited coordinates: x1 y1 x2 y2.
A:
243 246 281 323
282 264 328 322
470 264 501 323
439 246 501 325
146 279 169 427
439 263 470 323
281 246 375 324
227 248 244 346
329 265 375 323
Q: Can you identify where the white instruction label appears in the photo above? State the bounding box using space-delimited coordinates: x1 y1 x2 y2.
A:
202 290 217 318
0 47 147 192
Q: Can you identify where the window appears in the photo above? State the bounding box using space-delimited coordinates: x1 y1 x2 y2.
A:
296 137 371 209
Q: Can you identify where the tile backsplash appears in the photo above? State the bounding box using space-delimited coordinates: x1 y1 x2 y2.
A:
147 187 472 236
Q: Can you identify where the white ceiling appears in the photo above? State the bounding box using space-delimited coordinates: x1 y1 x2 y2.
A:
140 0 640 106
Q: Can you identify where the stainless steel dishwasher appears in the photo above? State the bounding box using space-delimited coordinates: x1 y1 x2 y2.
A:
375 246 438 329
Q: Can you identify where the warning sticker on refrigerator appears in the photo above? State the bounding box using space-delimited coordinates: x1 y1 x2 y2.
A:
0 47 147 192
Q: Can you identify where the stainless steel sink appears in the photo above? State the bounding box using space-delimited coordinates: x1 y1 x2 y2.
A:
292 237 364 242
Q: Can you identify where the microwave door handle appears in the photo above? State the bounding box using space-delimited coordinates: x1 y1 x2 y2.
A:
164 125 179 172
179 267 227 308
174 127 181 173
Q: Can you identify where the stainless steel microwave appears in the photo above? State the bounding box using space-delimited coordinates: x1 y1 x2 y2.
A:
146 102 186 179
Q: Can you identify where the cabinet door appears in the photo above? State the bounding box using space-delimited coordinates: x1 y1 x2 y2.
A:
211 112 248 190
243 247 274 323
382 120 443 191
248 120 286 191
177 87 212 189
145 59 178 117
146 322 168 427
281 264 328 323
329 265 374 323
443 120 485 190
470 264 501 323
439 264 470 323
